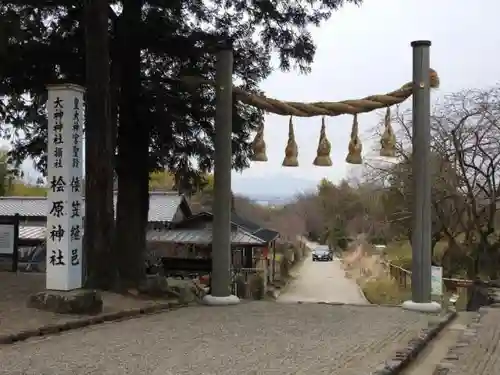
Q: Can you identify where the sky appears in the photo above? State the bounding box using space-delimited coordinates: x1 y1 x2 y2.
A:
232 0 500 192
6 0 500 194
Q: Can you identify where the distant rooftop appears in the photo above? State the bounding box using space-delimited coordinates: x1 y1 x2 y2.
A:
0 192 189 222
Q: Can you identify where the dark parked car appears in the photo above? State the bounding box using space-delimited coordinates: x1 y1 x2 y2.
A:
312 249 333 262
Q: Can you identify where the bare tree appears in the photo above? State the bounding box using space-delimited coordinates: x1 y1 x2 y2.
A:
365 86 500 279
435 88 500 278
292 192 324 240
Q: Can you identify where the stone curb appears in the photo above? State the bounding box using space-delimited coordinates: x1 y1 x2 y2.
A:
354 278 371 304
267 274 294 300
341 264 373 303
0 301 186 345
432 310 484 375
370 311 457 375
294 301 402 308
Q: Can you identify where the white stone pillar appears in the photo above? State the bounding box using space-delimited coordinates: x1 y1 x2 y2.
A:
46 84 85 291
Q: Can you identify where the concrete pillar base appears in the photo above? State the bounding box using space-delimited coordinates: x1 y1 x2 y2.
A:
202 294 240 306
402 300 442 313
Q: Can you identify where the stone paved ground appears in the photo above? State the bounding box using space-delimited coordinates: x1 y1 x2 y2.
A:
401 313 474 375
434 308 500 375
0 272 172 336
0 301 437 375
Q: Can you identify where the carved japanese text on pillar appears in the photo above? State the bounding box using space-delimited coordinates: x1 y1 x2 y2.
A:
46 84 84 291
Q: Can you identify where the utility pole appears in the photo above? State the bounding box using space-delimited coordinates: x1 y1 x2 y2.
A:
402 40 441 312
203 39 240 305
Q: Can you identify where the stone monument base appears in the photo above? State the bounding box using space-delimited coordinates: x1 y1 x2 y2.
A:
202 294 240 306
402 300 442 313
27 289 103 315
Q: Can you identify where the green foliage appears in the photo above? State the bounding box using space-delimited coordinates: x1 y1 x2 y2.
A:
0 0 364 289
8 182 46 196
383 239 451 275
149 171 175 191
383 241 413 270
370 236 386 245
326 223 348 250
0 0 362 189
0 152 15 196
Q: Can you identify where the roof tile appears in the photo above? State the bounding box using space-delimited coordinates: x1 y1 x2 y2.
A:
18 225 265 246
147 228 264 245
0 192 185 222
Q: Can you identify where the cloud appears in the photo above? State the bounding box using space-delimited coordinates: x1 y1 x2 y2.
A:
14 0 500 194
234 0 500 188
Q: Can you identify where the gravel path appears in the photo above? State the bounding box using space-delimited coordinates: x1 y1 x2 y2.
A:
278 242 368 304
0 272 172 337
0 302 433 375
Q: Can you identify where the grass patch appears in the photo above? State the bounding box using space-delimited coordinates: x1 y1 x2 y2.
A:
362 278 410 305
383 241 412 268
354 239 470 309
383 239 448 268
362 277 469 310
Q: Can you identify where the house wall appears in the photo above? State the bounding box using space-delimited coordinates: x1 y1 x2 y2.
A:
172 206 187 223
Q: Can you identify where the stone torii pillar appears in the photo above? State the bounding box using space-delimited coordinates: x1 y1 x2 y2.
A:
402 41 441 313
202 40 240 306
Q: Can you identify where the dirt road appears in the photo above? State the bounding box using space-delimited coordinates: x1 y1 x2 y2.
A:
278 242 369 304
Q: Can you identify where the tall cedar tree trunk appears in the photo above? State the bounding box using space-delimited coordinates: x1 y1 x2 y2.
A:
83 0 116 289
114 0 149 287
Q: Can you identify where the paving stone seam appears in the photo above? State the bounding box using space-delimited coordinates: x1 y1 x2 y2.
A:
0 301 186 346
476 311 499 375
341 326 412 371
298 301 403 308
369 310 457 375
432 309 491 375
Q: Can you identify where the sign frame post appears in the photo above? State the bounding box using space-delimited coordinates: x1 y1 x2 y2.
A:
46 84 85 291
431 266 443 295
0 214 19 272
431 265 444 307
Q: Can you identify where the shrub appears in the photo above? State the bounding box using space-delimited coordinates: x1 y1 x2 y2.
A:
249 273 265 300
280 258 290 279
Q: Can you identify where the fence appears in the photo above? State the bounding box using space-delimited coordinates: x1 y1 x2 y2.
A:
231 267 266 299
384 261 473 305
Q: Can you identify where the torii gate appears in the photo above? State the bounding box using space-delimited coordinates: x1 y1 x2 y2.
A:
185 40 439 312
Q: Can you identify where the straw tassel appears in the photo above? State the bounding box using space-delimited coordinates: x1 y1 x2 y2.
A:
282 116 299 167
251 122 268 162
313 117 332 166
346 114 362 165
380 107 396 157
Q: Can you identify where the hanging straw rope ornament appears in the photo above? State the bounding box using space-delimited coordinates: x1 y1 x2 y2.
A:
313 117 332 166
178 69 440 164
180 69 439 117
282 116 299 167
345 114 362 165
251 122 268 162
380 107 396 157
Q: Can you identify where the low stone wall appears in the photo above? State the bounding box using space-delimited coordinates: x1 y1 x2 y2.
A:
371 311 457 375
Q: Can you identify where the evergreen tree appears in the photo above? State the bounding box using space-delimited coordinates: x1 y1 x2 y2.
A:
0 0 362 288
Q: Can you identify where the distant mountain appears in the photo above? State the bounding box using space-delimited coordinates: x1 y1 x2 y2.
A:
244 195 294 206
232 174 317 201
